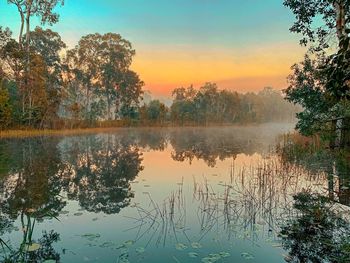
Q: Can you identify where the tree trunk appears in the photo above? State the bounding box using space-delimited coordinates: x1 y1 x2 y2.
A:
334 0 346 41
19 12 24 46
329 120 337 149
340 117 350 148
25 0 32 123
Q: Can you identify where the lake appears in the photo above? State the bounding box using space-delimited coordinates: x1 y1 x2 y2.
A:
1 124 349 263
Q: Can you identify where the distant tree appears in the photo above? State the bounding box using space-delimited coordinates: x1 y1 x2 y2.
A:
66 34 101 120
116 69 144 120
146 100 167 123
98 33 137 119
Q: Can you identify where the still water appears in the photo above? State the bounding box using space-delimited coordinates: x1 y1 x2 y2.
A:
0 124 349 263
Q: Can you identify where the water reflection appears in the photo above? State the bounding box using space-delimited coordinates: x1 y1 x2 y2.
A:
0 125 349 262
60 136 143 214
280 192 350 262
278 142 350 207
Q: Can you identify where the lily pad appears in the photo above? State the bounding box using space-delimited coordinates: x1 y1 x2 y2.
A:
123 240 134 246
241 252 254 260
175 243 188 250
59 211 69 215
191 242 202 249
80 233 101 241
219 252 230 257
136 247 145 254
188 252 199 258
201 253 222 263
73 212 83 216
99 242 114 248
26 243 41 252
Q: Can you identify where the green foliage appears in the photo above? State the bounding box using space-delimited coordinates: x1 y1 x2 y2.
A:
283 0 345 50
0 79 12 130
285 0 350 147
144 100 167 123
285 55 331 135
169 84 297 125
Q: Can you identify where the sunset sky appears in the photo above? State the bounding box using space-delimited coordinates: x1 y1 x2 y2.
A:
0 0 307 97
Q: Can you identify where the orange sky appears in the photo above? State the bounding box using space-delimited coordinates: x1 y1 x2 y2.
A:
131 42 306 96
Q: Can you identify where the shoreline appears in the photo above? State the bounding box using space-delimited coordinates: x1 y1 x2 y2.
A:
0 127 125 139
0 122 295 139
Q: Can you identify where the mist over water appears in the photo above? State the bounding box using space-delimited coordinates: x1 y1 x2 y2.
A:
1 123 347 263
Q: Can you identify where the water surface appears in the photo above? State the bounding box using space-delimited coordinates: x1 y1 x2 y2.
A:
1 124 348 262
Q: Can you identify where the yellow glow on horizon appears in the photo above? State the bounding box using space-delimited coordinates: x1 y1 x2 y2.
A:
131 42 306 95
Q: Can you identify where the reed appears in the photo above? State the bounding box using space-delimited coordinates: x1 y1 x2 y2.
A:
127 153 336 247
0 127 123 139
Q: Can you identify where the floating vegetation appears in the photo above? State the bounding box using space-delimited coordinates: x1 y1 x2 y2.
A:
73 212 83 216
25 243 41 252
191 242 202 249
241 252 254 260
135 247 145 254
99 241 115 248
188 252 199 258
201 253 221 263
175 243 188 251
80 233 101 241
59 211 69 215
123 240 135 246
219 252 230 258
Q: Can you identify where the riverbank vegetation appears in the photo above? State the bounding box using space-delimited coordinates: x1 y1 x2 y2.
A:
283 0 350 149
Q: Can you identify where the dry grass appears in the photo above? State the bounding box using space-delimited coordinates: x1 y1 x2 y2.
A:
0 127 124 139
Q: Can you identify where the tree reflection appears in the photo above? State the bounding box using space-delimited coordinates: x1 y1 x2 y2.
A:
60 134 144 214
0 138 64 262
1 214 61 263
278 140 350 207
169 128 264 167
280 192 350 263
0 137 66 221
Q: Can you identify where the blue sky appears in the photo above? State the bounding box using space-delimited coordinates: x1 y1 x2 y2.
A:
0 0 306 96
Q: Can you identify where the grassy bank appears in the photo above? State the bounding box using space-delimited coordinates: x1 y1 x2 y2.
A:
0 127 126 139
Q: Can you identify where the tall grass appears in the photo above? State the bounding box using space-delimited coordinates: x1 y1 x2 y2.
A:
0 127 124 139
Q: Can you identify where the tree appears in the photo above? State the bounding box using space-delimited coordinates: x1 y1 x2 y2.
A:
7 0 64 125
98 33 136 120
283 0 348 50
285 55 331 135
0 78 12 130
8 0 64 48
66 33 143 122
284 0 350 147
116 69 144 120
146 100 167 124
27 27 66 126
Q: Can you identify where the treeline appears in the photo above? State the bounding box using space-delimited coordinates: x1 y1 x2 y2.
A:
0 0 298 130
0 26 298 129
0 26 143 129
140 84 299 125
0 0 144 130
